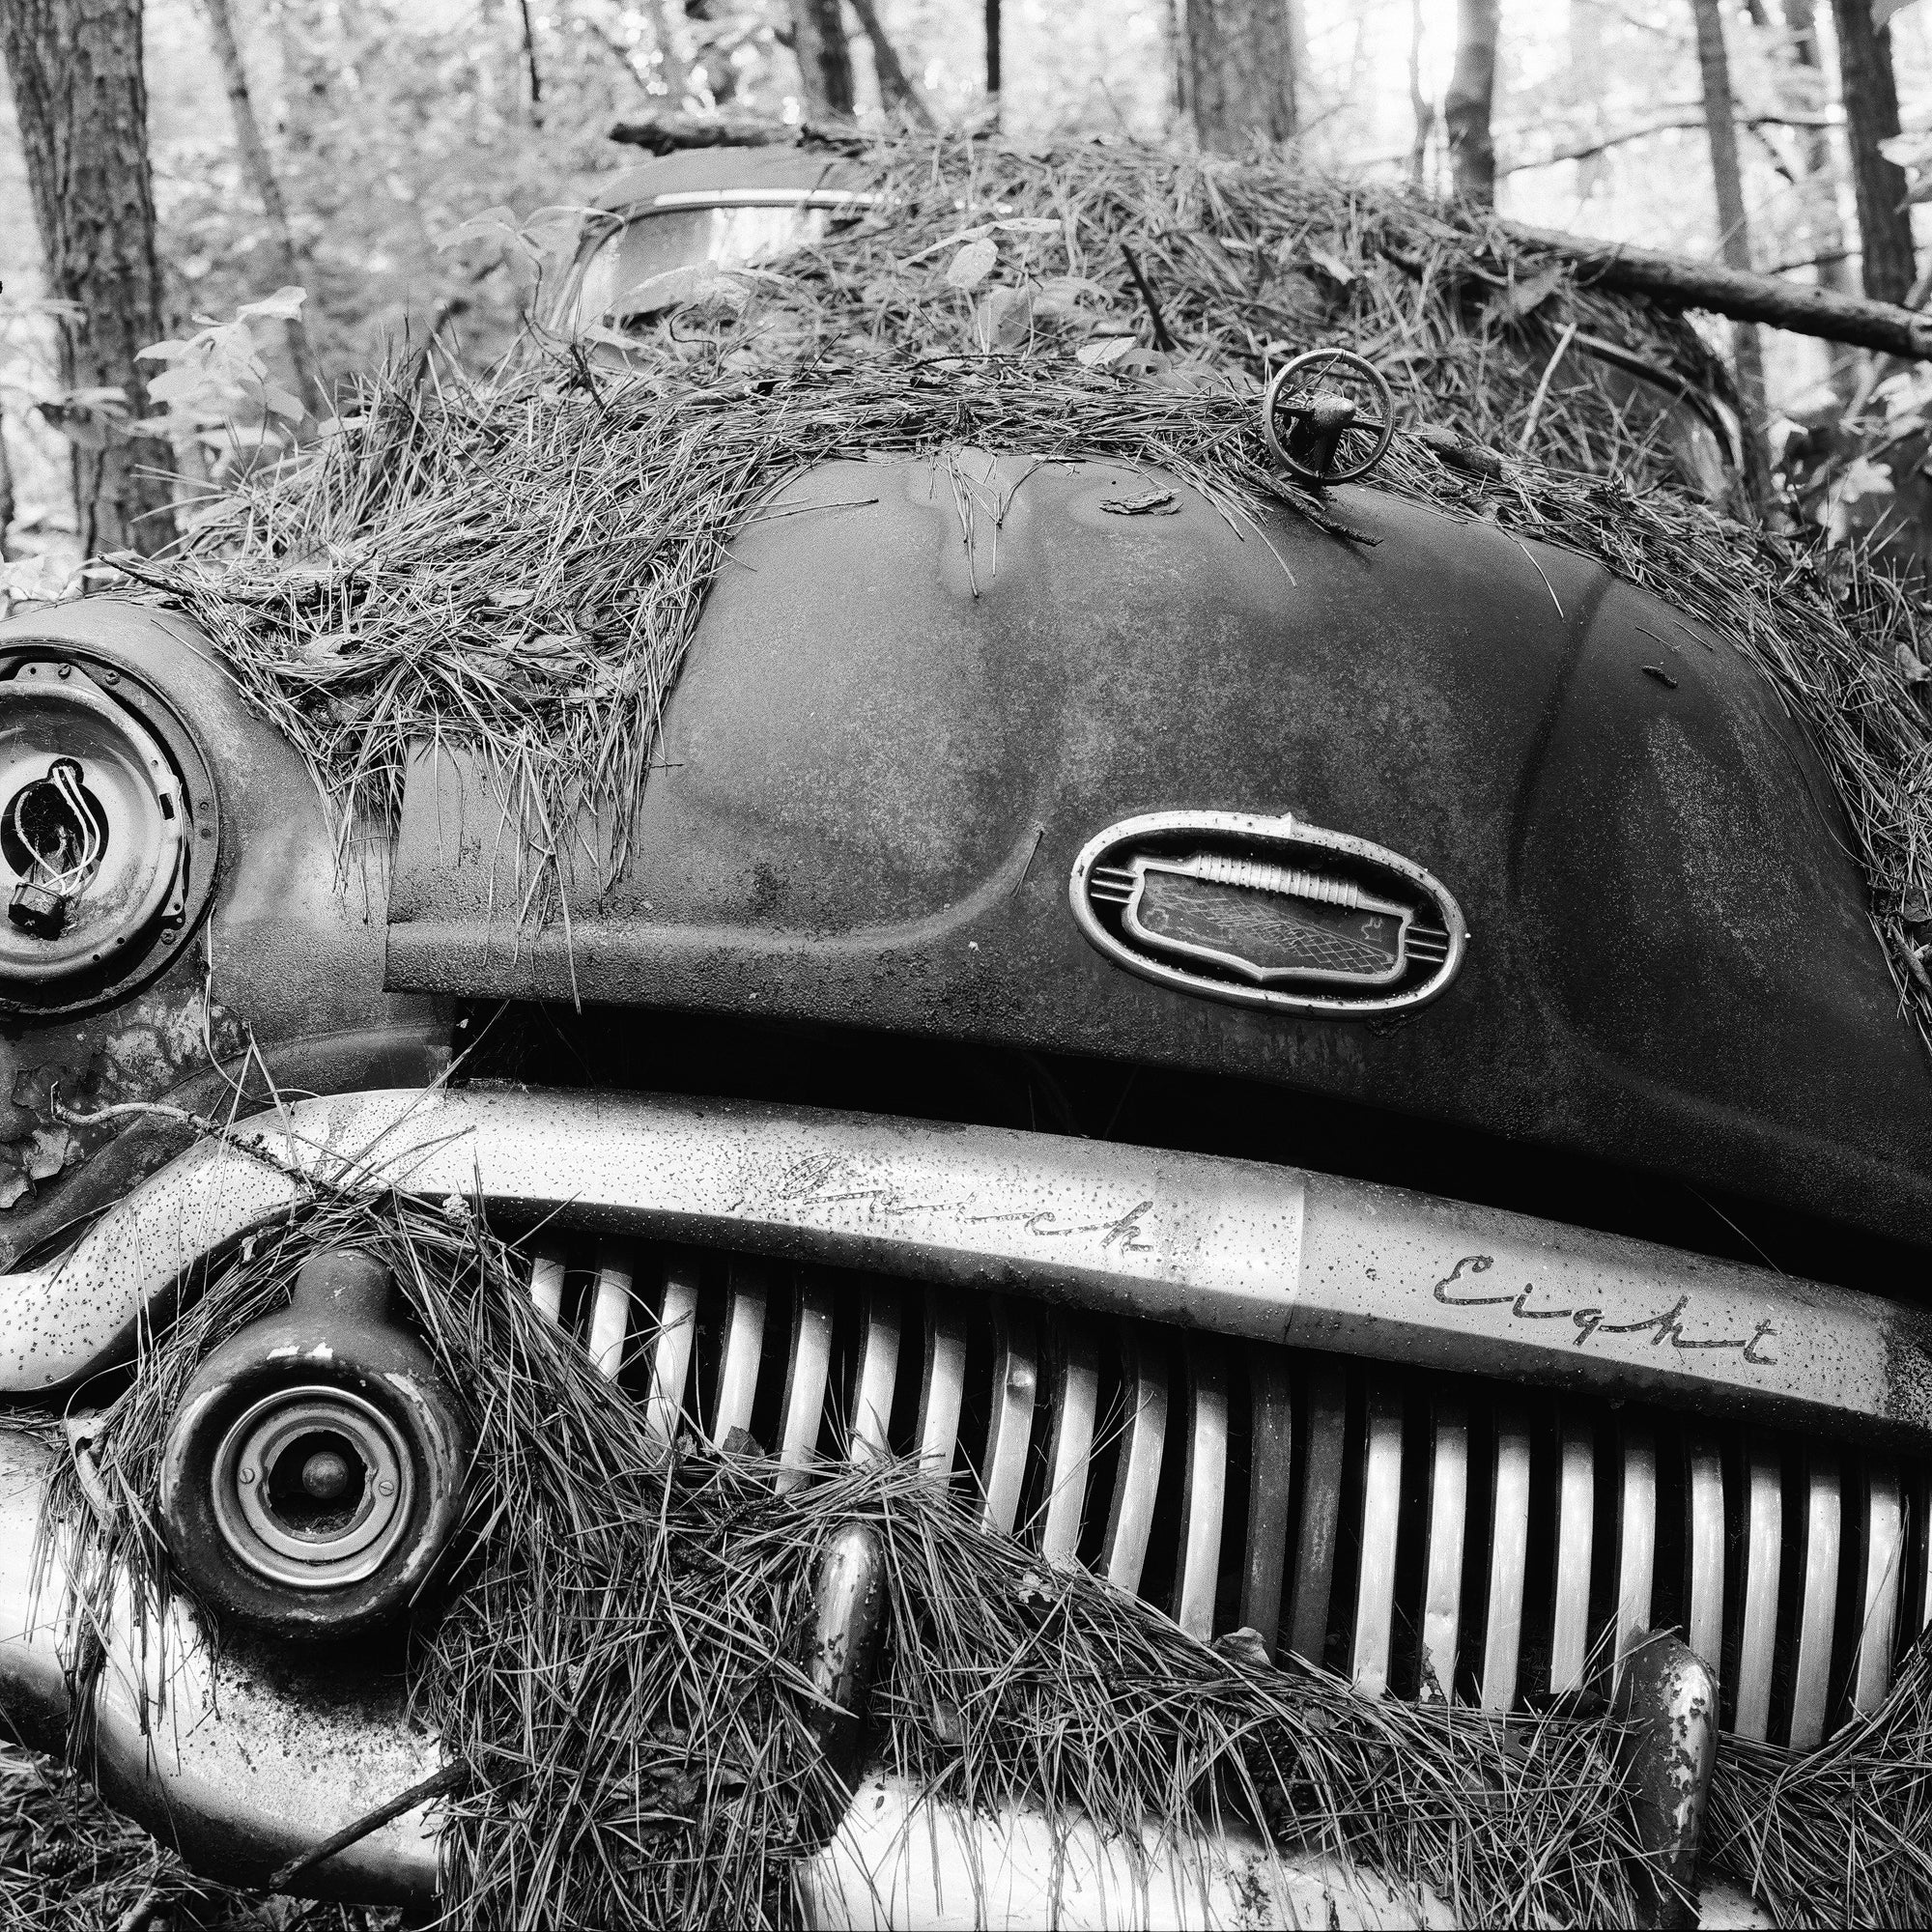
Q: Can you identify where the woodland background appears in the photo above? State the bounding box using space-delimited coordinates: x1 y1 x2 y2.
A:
5 2 1932 577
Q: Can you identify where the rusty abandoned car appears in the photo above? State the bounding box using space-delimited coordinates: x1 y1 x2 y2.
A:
5 140 1932 1929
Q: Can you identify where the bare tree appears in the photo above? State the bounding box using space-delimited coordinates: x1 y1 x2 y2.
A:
1690 0 1769 490
516 0 543 127
1444 0 1498 206
1831 0 1915 304
789 0 854 120
846 0 929 124
197 0 325 413
1407 0 1433 185
0 0 176 557
1780 0 1852 298
1186 0 1297 153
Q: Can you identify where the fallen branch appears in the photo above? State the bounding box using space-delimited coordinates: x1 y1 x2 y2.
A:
609 110 805 154
1497 220 1932 359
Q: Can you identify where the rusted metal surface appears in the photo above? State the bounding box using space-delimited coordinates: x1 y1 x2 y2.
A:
0 598 447 1266
384 455 1932 1259
3 1087 1929 1447
1616 1633 1719 1931
0 1426 442 1903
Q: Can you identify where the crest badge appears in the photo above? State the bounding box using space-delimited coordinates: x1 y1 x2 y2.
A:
1070 810 1466 1017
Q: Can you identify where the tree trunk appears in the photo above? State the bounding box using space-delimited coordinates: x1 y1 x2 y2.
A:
845 0 929 124
1781 0 1852 298
789 0 854 120
1407 0 1433 185
516 0 542 128
1568 0 1605 198
0 416 14 554
984 0 1000 99
1831 0 1915 304
197 0 325 414
0 0 176 557
1444 0 1498 206
1690 0 1770 475
1186 0 1296 154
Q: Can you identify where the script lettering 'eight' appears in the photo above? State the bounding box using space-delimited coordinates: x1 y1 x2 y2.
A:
1432 1255 1777 1364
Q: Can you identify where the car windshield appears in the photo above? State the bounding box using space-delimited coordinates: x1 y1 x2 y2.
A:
565 205 831 337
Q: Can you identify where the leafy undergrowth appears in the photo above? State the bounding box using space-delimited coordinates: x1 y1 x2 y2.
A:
0 1744 402 1932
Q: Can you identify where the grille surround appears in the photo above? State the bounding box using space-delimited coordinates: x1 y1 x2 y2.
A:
519 1223 1932 1749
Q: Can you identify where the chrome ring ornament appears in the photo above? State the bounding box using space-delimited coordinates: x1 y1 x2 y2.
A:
1070 809 1467 1017
211 1386 414 1591
1262 349 1395 485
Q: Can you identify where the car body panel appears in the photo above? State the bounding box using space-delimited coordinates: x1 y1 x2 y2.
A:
386 455 1932 1254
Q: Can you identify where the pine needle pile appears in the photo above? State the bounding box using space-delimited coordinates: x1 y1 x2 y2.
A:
120 128 1932 1045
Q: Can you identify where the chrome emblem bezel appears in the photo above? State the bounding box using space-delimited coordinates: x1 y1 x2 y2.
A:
1069 810 1468 1017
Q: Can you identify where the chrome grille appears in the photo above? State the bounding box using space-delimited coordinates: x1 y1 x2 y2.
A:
520 1231 1931 1747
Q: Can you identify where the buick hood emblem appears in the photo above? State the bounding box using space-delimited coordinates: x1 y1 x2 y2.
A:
1070 810 1467 1016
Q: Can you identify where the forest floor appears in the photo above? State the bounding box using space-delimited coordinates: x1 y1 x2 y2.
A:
1 1743 403 1932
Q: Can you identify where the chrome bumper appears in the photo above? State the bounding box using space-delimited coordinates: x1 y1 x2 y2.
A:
1 1419 1774 1928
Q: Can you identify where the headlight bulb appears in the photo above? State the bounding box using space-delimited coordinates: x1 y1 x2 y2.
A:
6 755 109 938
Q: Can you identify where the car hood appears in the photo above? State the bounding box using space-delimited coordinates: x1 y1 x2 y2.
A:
384 453 1932 1252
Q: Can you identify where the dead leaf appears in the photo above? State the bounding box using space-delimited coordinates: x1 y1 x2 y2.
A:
1306 247 1357 287
1495 264 1568 321
946 238 999 291
930 1693 964 1746
1211 1627 1273 1673
1076 334 1138 368
25 1126 72 1182
974 285 1032 351
1100 487 1179 516
1898 641 1932 687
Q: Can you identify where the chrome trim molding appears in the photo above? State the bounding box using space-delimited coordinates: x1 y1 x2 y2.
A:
1 1087 1925 1446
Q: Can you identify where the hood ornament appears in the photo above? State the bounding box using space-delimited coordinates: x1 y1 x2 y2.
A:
1070 810 1466 1017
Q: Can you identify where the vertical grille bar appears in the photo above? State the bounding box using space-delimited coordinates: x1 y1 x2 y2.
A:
777 1275 835 1492
1175 1339 1228 1641
1420 1395 1467 1702
1614 1419 1657 1678
1854 1461 1904 1716
1686 1430 1725 1670
1241 1350 1294 1661
529 1241 566 1323
851 1285 903 1462
1286 1361 1348 1667
587 1242 633 1380
1481 1406 1531 1714
712 1261 768 1446
1549 1414 1595 1696
645 1257 700 1444
1733 1435 1783 1742
916 1292 968 1479
1101 1332 1167 1596
1351 1380 1404 1697
981 1298 1037 1536
1789 1446 1842 1751
1040 1321 1100 1566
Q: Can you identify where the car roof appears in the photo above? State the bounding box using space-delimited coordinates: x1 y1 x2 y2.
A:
591 146 869 216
